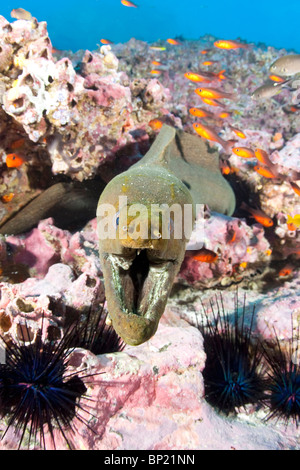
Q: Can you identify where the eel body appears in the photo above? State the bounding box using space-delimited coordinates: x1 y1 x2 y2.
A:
97 125 235 345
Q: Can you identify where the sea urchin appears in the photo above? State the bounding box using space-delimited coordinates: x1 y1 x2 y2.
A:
0 319 95 450
262 319 300 427
199 295 266 415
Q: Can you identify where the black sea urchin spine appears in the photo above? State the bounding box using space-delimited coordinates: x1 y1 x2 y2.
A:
74 304 125 355
262 318 300 427
0 320 96 450
199 294 266 415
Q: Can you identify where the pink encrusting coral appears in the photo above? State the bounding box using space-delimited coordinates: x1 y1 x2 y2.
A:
178 210 271 288
1 306 299 450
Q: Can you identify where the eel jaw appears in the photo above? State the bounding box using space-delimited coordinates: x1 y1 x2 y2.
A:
99 247 185 346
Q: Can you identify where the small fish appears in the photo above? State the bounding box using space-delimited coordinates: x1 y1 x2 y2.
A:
251 79 290 100
1 193 14 203
167 38 181 45
192 248 218 263
195 87 234 100
217 69 227 80
184 72 212 83
253 165 278 178
100 39 114 45
286 214 300 228
6 153 25 168
148 118 164 130
232 147 255 158
226 227 237 244
287 222 297 231
218 111 231 119
254 148 273 167
150 70 161 75
149 46 166 51
11 8 32 20
200 97 226 108
289 105 299 113
152 61 162 66
189 107 215 118
268 74 285 83
200 49 209 54
52 47 61 54
270 54 300 77
193 122 232 153
290 182 300 197
121 0 138 7
220 161 231 175
202 60 218 66
241 202 273 227
229 125 246 139
278 265 294 277
214 39 250 50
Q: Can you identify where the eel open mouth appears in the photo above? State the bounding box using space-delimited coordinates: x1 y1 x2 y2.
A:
100 243 184 345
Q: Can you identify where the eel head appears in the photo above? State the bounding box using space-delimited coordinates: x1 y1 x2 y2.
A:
97 166 194 345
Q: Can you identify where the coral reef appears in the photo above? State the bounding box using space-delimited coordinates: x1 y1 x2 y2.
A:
0 14 300 450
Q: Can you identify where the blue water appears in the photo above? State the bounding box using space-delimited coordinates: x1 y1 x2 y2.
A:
2 0 300 53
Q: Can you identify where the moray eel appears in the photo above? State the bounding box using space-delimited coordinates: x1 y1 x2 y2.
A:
0 181 103 235
97 125 235 345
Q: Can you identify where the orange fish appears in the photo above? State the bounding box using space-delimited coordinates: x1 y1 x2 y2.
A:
278 265 293 277
232 147 255 158
1 192 14 203
289 106 299 113
220 161 231 175
193 122 232 153
254 148 272 166
241 202 273 227
214 39 250 50
167 38 181 45
10 138 25 150
253 165 278 178
121 0 138 7
290 182 300 197
200 49 209 54
218 111 231 119
192 248 218 263
150 70 161 75
184 72 212 83
202 60 218 66
217 69 227 80
148 118 164 130
152 61 162 66
229 126 246 139
195 87 234 100
100 39 114 45
287 222 297 231
200 97 226 108
6 153 25 168
226 228 237 244
189 107 214 119
269 74 285 83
